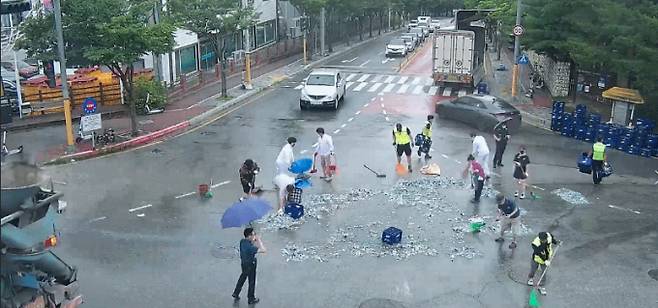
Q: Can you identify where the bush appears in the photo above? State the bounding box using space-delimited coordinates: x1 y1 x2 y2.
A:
133 76 167 115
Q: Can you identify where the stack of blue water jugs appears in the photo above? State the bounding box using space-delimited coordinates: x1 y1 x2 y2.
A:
550 101 657 157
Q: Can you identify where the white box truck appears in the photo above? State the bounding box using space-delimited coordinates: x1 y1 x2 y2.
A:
432 30 476 87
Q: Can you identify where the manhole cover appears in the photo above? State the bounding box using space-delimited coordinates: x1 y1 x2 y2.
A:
358 298 407 308
649 269 658 281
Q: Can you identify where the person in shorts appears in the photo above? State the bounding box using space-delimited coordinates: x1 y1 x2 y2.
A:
392 123 413 173
495 193 520 249
513 146 531 199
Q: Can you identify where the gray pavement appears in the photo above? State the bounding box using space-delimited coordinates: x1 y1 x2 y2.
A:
16 29 658 308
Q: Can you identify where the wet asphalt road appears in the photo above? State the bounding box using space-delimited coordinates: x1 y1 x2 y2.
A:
26 28 658 308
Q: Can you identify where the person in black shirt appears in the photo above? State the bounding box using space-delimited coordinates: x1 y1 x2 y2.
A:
232 227 266 304
493 123 510 168
513 147 530 199
239 159 260 201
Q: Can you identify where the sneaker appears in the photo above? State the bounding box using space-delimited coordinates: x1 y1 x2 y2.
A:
325 176 333 182
527 278 534 286
520 193 526 199
538 287 547 296
499 163 504 167
514 191 519 197
232 294 240 300
248 298 260 304
425 155 432 159
509 242 517 249
319 175 327 179
239 197 246 202
470 198 480 203
417 150 422 157
494 237 504 242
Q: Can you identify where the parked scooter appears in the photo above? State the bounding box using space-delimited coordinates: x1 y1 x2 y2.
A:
1 130 23 160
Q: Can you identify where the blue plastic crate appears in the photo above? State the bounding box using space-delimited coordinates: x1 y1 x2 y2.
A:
616 138 630 151
653 148 658 157
589 114 602 125
647 135 658 147
382 227 403 245
284 203 304 219
626 145 639 155
640 148 652 157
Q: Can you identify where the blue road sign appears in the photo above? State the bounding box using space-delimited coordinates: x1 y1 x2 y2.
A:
83 97 97 114
518 54 529 65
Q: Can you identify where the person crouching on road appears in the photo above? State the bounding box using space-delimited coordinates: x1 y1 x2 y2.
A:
527 232 559 296
495 193 520 249
314 127 335 181
275 137 297 175
273 173 295 214
512 146 530 199
239 159 260 201
393 123 413 173
417 117 433 159
464 154 486 203
232 227 266 305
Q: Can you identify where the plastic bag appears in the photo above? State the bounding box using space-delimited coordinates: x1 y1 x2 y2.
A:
328 153 337 173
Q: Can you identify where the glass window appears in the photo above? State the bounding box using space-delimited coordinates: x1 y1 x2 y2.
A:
306 74 335 86
200 41 216 70
178 45 197 75
255 20 276 48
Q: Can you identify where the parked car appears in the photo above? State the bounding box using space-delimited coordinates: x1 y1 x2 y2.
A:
435 94 522 132
300 69 346 110
385 39 407 57
429 21 440 32
401 32 419 47
419 25 430 37
409 28 425 42
407 20 418 30
400 35 415 52
1 60 38 79
1 67 17 82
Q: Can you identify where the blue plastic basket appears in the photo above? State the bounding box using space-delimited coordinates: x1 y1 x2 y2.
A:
640 148 652 157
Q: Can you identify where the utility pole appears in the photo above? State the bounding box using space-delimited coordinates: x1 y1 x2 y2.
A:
302 15 308 65
152 0 162 82
511 0 523 97
320 7 326 56
242 0 253 89
388 7 391 31
54 0 74 151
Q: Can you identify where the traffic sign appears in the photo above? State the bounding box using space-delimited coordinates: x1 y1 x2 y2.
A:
513 24 524 36
83 97 97 114
518 54 529 65
81 113 102 132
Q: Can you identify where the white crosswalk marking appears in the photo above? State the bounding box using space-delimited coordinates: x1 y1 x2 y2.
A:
384 75 396 83
412 85 424 95
412 77 422 85
425 78 434 86
370 75 383 83
397 76 408 84
346 73 357 81
294 85 303 90
382 83 396 93
428 86 439 95
357 74 371 82
368 83 383 92
353 82 368 91
345 81 355 89
442 87 452 96
458 89 467 97
397 84 410 94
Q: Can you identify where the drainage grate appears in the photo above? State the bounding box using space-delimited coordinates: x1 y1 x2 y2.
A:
358 298 408 308
649 269 658 281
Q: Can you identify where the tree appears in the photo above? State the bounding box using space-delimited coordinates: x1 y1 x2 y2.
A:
17 0 175 136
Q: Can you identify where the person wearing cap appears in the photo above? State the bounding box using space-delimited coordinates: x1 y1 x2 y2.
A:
393 123 413 173
239 159 260 201
470 132 491 177
417 116 433 159
275 137 297 175
492 123 510 168
464 154 486 203
495 194 520 249
527 231 560 296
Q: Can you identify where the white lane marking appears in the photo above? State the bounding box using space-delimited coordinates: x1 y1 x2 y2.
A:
385 116 390 121
608 204 641 215
333 129 341 134
359 60 371 67
137 213 145 217
89 216 107 223
397 84 410 94
353 82 368 91
346 73 358 81
380 103 385 108
368 83 383 92
346 81 355 89
425 78 434 86
294 85 303 90
380 97 384 101
412 77 422 84
211 180 231 188
355 110 362 115
382 110 387 115
348 117 354 122
428 86 439 95
357 74 371 82
129 204 153 213
175 191 196 199
342 57 358 63
53 180 67 185
382 83 396 93
385 75 396 83
364 103 370 107
300 150 308 154
491 172 502 178
454 159 463 164
370 75 383 83
397 76 408 84
458 89 467 97
441 154 450 159
371 97 377 101
312 142 319 147
443 87 452 96
341 124 347 128
412 85 424 95
531 185 545 191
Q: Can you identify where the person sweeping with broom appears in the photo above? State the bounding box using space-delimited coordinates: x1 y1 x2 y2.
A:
527 232 560 296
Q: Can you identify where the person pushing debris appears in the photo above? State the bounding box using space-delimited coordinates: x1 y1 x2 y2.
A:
470 132 491 178
527 231 560 296
495 193 519 249
393 123 414 173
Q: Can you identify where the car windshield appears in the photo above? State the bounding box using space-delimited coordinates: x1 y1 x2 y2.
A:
306 74 335 86
400 37 412 42
389 39 404 45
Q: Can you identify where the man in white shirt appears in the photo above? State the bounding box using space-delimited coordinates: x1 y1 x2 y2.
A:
470 132 491 176
314 127 335 180
275 137 297 175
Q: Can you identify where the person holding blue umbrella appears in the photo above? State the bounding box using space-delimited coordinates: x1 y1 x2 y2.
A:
232 227 266 304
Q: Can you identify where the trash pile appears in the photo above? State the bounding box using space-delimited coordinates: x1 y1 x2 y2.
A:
552 188 589 205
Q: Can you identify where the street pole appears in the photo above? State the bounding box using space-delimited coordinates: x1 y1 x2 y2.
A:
242 0 253 89
54 0 74 151
303 16 307 65
320 7 326 56
511 0 522 98
388 7 391 31
152 0 162 82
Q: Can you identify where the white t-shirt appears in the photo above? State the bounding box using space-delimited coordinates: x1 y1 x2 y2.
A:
315 134 334 156
273 173 295 200
276 144 295 166
472 136 490 156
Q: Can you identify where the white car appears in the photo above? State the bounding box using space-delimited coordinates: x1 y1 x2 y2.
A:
400 35 415 52
407 20 418 30
300 69 346 110
386 39 407 57
430 20 441 31
418 16 431 24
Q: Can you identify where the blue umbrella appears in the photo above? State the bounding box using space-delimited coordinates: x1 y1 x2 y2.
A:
288 158 313 174
221 198 272 228
295 178 312 189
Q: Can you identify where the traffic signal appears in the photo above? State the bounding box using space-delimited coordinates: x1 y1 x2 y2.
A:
0 0 31 14
44 60 56 88
300 16 309 32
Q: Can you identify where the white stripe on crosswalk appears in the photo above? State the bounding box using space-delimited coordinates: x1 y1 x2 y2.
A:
294 85 303 90
357 74 371 82
382 83 396 93
370 75 383 83
353 82 368 91
345 81 355 89
346 74 357 81
458 89 467 97
428 86 439 95
425 78 434 86
397 76 408 84
442 87 452 96
412 77 422 85
368 83 383 92
397 84 410 94
384 75 396 83
412 85 424 95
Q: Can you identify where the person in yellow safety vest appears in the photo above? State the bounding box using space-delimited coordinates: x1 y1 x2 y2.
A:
527 232 560 296
393 123 413 173
418 117 433 159
590 137 607 184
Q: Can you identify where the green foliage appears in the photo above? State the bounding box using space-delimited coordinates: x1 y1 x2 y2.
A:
133 77 167 114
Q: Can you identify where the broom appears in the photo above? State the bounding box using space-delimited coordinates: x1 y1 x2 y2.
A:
529 244 561 307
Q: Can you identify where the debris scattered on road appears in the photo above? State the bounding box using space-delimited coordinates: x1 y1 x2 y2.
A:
552 188 589 205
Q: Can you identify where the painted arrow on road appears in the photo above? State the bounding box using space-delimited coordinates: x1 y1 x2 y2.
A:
341 57 358 63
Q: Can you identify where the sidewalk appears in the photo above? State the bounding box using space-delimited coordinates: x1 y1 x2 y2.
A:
4 30 399 165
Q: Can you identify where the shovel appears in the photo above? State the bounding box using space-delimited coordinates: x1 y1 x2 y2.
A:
363 164 387 178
